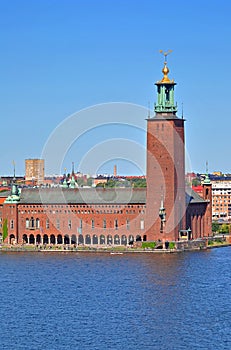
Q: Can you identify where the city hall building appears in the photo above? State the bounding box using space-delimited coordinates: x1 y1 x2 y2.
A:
0 59 212 246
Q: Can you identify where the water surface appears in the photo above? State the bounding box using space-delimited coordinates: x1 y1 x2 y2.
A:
0 248 230 349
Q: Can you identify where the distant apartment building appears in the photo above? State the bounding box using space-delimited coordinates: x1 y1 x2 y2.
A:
93 175 108 187
25 159 45 184
212 180 231 221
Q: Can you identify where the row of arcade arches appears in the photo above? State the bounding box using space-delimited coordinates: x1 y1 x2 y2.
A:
19 233 147 245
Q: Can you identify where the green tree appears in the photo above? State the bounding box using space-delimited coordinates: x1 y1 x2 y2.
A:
219 224 229 234
192 178 201 186
77 177 85 187
212 222 220 233
87 177 93 186
132 178 147 187
96 182 105 188
3 219 8 242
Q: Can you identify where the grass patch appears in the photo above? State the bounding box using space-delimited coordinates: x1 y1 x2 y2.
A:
208 239 226 246
142 241 156 249
169 242 175 249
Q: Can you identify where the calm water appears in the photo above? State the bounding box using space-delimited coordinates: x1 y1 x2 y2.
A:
0 248 230 350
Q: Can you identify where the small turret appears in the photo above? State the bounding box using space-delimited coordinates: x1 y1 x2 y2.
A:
202 162 212 201
62 168 69 188
5 161 20 203
70 175 77 189
69 162 77 188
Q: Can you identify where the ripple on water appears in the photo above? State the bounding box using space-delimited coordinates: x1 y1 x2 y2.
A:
0 249 231 350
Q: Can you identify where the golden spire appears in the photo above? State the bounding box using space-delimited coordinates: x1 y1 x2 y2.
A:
158 50 174 83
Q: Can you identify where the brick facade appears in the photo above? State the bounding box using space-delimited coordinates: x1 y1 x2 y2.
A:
0 60 212 245
146 116 186 241
15 201 146 245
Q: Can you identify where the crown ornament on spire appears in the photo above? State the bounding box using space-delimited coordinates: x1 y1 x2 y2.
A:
158 49 174 83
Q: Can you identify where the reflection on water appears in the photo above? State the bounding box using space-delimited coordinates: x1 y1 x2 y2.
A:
0 249 230 349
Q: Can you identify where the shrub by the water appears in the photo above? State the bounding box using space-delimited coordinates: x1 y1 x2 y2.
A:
142 242 156 249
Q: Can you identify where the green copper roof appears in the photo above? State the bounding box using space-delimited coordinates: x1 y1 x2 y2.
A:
4 183 20 203
17 187 207 206
70 175 77 189
19 188 147 205
203 173 211 185
5 193 20 203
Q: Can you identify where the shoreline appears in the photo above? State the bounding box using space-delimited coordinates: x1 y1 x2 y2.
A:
0 242 230 254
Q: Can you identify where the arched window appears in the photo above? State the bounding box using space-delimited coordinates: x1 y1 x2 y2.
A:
23 234 28 244
121 235 127 245
93 235 98 244
64 235 70 244
85 235 91 244
128 235 134 244
114 234 120 245
100 235 105 245
43 234 48 244
57 234 62 244
140 219 144 230
50 234 55 244
36 218 40 229
31 217 34 228
78 234 84 244
29 234 35 244
107 235 112 245
26 218 29 229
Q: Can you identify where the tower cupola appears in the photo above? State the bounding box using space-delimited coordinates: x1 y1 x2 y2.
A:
154 50 177 114
5 161 20 203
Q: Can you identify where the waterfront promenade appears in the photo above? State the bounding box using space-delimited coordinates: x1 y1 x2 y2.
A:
1 235 230 253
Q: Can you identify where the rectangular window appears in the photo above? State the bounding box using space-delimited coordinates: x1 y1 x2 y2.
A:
10 220 14 229
115 219 118 230
68 220 72 229
36 219 40 229
140 219 144 230
80 219 82 229
103 219 106 229
91 219 94 229
46 219 49 229
126 219 130 230
56 219 60 229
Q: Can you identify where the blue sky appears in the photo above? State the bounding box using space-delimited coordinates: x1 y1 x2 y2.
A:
1 0 231 176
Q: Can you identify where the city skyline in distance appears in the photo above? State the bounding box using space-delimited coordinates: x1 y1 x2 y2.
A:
1 0 231 176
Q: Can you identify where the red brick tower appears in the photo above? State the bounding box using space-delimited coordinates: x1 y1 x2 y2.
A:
146 52 186 242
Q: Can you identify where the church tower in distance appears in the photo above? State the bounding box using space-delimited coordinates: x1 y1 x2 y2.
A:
146 51 186 242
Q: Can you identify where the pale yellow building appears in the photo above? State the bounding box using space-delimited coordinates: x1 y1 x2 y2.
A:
25 159 44 184
212 180 231 221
